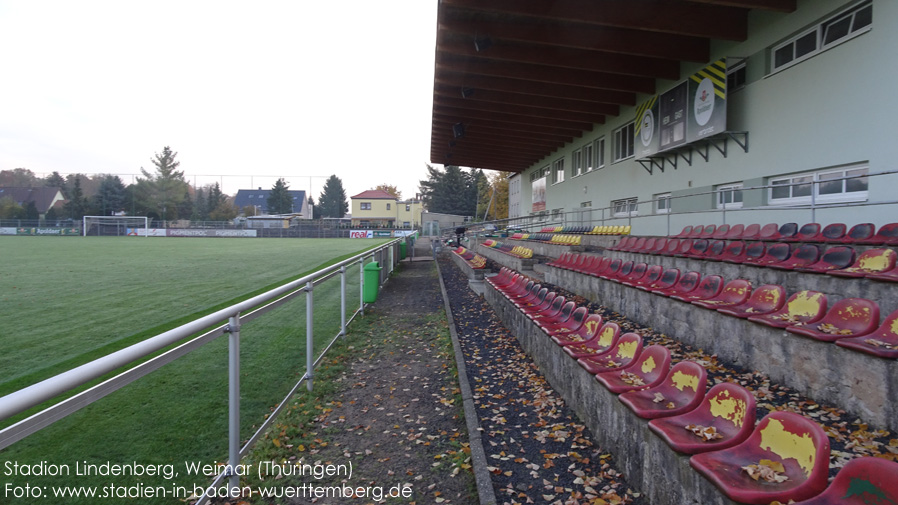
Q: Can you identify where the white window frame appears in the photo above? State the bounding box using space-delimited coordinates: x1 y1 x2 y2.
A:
612 197 638 217
571 149 582 177
580 201 592 208
360 202 372 210
655 193 672 214
613 123 634 163
727 60 747 93
595 137 606 169
552 158 565 184
717 184 744 209
770 1 871 74
769 165 869 206
583 143 594 173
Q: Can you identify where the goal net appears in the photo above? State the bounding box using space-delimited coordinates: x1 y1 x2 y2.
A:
82 216 149 237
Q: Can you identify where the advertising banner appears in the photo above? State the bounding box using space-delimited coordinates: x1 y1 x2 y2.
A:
15 227 79 236
349 230 374 238
635 59 727 158
130 228 258 237
531 177 546 212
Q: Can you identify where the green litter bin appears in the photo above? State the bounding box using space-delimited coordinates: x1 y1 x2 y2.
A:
363 261 382 303
399 241 407 260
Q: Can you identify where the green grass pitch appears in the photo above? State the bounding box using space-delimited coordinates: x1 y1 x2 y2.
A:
0 236 389 503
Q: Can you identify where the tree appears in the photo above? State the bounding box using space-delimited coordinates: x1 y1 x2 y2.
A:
135 146 188 221
192 187 208 221
418 165 482 217
308 196 321 219
0 197 25 219
266 178 293 214
208 199 238 221
23 201 39 220
44 171 68 197
0 168 39 187
207 183 226 211
64 176 88 219
317 175 348 218
374 184 401 200
93 175 126 216
489 172 510 220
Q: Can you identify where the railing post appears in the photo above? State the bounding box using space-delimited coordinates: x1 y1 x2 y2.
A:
340 265 347 339
359 258 365 315
227 314 241 495
305 281 314 392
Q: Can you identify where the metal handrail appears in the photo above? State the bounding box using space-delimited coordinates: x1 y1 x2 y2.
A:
0 236 408 501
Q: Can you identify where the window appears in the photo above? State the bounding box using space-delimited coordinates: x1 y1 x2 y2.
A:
612 197 638 217
386 203 391 210
360 202 371 210
613 123 634 162
581 201 592 208
771 1 871 73
727 61 746 92
655 193 672 214
551 208 564 219
552 158 565 184
769 166 868 205
717 184 743 209
583 143 594 172
405 204 410 211
530 166 550 182
595 137 606 169
572 149 583 177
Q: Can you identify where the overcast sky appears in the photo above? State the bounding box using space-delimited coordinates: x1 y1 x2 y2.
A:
0 0 439 201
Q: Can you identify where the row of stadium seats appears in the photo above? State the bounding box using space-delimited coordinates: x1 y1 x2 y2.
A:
548 255 898 358
670 222 898 244
537 225 632 235
508 233 582 245
480 239 533 259
451 246 486 269
608 238 898 279
486 267 898 504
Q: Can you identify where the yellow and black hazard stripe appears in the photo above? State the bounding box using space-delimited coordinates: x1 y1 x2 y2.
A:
690 59 727 100
634 95 657 136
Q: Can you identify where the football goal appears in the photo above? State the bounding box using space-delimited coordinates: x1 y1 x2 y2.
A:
82 216 149 237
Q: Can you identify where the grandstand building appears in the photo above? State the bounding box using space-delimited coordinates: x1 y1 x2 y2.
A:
430 0 895 235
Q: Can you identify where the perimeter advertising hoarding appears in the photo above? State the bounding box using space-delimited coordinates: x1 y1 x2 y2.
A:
635 59 727 158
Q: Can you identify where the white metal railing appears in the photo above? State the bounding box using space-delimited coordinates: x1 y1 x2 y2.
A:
464 169 896 237
0 237 407 503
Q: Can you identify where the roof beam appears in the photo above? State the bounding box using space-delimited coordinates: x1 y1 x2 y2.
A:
432 113 580 140
685 0 796 12
435 71 636 106
436 53 656 95
433 95 605 125
433 84 620 116
442 0 749 40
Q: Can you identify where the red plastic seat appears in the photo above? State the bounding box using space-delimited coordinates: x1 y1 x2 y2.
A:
703 240 727 261
588 257 613 277
671 275 724 303
817 223 847 242
546 252 569 268
776 222 799 241
597 259 623 279
625 264 663 288
639 237 657 253
827 248 897 278
552 314 604 346
541 306 590 336
607 260 635 281
747 291 827 329
514 286 549 309
685 239 711 258
486 268 516 288
745 242 791 266
699 224 717 238
858 222 898 246
619 360 707 419
758 223 781 241
783 223 820 243
572 255 598 274
841 222 875 243
717 284 786 318
510 282 541 304
638 268 680 292
524 295 565 318
719 241 747 263
711 224 731 239
595 345 671 394
608 236 631 251
562 322 621 357
616 262 648 285
791 456 898 505
507 280 536 301
835 308 898 359
690 411 831 504
867 264 898 283
648 382 756 454
786 298 880 342
740 242 767 264
577 332 643 374
672 225 693 238
672 239 695 257
629 237 647 252
652 271 700 297
768 244 820 270
650 237 668 255
692 279 752 309
688 224 706 238
724 223 745 239
661 238 681 256
535 301 578 329
741 223 762 240
795 245 856 273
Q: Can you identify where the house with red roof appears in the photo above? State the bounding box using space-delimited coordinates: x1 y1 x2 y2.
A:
350 190 423 229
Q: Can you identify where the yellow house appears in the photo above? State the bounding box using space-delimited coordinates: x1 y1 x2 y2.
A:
350 190 423 228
